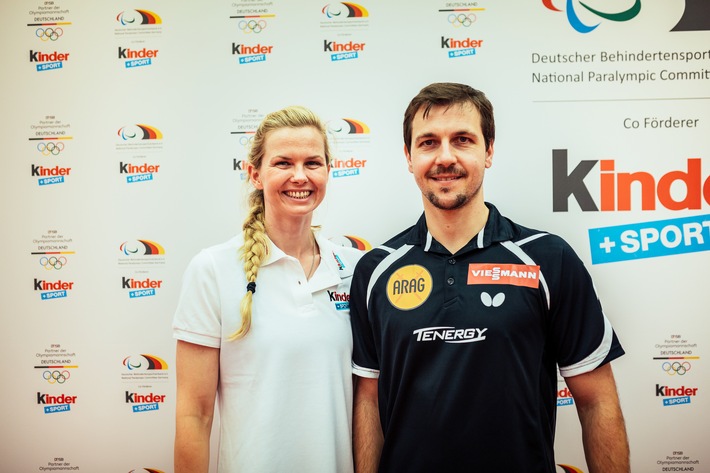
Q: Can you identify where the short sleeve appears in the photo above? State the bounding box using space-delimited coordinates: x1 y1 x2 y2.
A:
350 253 381 379
549 240 624 377
172 250 223 348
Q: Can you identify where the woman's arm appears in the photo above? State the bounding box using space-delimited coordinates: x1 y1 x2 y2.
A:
174 340 220 473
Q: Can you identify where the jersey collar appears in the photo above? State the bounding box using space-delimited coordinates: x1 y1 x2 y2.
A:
407 202 517 255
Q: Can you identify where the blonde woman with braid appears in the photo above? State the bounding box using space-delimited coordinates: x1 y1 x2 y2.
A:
173 106 363 473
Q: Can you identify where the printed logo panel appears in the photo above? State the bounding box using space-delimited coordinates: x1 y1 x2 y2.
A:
467 264 541 288
386 265 433 311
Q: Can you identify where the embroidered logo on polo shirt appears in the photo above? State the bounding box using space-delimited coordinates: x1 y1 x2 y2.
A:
467 263 540 288
328 290 350 310
386 264 432 311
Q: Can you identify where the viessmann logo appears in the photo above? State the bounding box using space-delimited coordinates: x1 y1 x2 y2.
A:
467 263 541 288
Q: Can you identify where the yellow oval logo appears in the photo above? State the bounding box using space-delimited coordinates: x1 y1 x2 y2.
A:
386 264 433 311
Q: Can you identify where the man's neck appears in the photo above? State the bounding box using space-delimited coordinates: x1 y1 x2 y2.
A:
423 200 489 254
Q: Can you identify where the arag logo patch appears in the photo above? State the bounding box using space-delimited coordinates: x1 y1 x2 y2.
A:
386 265 432 311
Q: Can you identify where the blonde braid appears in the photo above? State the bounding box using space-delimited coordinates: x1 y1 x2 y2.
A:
228 191 269 340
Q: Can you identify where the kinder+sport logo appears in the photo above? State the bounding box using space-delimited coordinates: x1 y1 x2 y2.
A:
34 278 73 300
440 36 483 59
37 392 77 414
29 49 69 71
656 384 698 406
126 390 166 413
122 276 163 298
232 42 273 65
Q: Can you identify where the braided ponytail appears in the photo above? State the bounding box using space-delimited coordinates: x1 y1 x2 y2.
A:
228 190 269 340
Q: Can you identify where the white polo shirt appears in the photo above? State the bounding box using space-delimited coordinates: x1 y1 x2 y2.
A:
173 233 362 473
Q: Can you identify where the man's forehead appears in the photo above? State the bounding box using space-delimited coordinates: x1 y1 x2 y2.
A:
413 102 481 131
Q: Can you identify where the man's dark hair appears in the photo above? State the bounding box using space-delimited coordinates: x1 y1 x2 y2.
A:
403 82 495 154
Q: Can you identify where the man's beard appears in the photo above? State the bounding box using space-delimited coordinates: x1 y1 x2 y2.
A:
426 189 471 210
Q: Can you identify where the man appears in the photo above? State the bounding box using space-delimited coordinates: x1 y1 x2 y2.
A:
350 82 629 473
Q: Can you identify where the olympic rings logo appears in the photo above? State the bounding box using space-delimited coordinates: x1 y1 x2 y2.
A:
448 13 476 27
36 27 63 41
239 19 267 34
37 141 65 156
43 370 71 384
662 361 691 376
40 256 67 270
239 135 254 147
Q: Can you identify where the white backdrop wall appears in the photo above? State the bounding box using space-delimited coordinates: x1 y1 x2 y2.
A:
1 1 708 472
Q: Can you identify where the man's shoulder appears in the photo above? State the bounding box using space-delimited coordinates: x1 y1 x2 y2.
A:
354 225 417 275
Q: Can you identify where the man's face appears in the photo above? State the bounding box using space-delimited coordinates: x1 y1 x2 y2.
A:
405 103 493 211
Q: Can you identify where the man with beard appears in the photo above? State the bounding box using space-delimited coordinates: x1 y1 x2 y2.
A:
349 82 630 473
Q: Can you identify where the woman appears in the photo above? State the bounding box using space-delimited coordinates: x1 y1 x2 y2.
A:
173 106 362 472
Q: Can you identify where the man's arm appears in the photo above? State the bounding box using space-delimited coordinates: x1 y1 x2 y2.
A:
174 340 220 473
353 376 383 473
565 363 630 473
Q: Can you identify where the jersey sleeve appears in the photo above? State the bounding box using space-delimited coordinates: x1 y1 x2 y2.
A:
350 252 381 379
172 250 223 348
548 238 625 378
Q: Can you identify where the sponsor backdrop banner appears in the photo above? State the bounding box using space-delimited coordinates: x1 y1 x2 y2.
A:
0 0 707 472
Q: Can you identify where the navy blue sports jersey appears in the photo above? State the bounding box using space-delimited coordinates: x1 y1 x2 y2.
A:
350 203 624 473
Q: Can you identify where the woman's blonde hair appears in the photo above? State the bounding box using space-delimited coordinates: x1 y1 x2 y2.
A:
228 105 331 340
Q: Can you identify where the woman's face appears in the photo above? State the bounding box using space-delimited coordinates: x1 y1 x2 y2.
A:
248 126 329 223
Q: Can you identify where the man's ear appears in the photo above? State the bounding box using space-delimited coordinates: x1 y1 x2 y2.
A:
404 144 413 173
485 141 494 169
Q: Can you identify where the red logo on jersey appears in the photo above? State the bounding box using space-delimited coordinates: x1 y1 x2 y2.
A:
467 264 540 288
